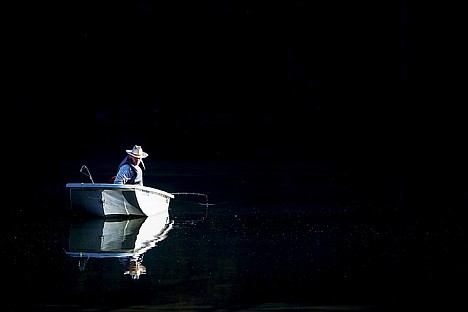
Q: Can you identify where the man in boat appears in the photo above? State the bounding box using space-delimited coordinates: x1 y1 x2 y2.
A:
113 145 148 185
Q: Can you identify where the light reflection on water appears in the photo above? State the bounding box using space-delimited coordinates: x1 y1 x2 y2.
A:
2 160 461 311
66 211 173 279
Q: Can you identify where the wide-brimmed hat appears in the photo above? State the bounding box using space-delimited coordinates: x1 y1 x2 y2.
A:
126 145 148 158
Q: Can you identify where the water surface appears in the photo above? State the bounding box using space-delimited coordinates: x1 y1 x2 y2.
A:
3 160 465 311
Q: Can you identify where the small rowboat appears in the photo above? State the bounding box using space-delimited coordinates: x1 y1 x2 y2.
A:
66 183 174 217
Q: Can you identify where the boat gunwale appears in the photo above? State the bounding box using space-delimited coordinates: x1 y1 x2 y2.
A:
66 183 174 198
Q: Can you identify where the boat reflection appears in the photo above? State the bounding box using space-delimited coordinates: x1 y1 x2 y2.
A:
65 211 173 279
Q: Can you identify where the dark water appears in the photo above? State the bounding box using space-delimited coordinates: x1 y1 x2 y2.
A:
3 160 466 311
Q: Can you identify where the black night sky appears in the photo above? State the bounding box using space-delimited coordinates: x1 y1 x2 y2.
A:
5 1 467 183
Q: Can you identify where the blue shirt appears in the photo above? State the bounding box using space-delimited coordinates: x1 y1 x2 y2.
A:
114 157 144 185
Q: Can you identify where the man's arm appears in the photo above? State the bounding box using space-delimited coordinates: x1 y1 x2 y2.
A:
113 165 133 184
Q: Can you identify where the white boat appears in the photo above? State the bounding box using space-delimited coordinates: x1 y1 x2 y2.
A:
66 183 174 217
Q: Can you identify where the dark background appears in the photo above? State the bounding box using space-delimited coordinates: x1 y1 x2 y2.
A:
3 3 467 309
5 1 467 186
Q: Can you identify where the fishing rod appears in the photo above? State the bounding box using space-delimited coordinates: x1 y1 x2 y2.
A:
79 165 210 205
171 192 210 205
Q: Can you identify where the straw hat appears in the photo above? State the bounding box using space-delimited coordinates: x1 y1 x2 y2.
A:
126 145 148 158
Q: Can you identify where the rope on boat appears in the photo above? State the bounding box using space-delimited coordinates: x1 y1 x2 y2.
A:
80 165 94 184
171 192 209 204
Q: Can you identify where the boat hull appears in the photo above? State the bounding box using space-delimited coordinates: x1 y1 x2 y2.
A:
66 183 174 217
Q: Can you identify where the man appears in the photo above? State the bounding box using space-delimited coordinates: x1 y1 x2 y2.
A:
113 145 148 185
